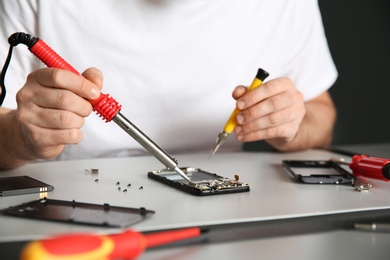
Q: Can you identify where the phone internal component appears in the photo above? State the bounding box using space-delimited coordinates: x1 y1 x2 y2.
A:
148 167 250 196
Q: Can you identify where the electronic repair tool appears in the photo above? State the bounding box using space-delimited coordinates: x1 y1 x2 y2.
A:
20 227 201 260
331 155 390 182
0 32 192 183
210 68 269 157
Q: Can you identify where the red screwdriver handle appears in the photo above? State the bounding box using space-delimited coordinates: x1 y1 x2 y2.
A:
20 230 146 260
349 155 390 182
20 228 201 260
29 38 121 122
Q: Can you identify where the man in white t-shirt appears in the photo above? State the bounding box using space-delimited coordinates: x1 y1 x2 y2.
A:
0 0 337 170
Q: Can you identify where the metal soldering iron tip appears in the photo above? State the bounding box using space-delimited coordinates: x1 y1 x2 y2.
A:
174 166 193 183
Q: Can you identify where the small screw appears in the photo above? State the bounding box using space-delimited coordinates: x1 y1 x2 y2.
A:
356 183 372 192
116 182 120 185
95 179 99 182
118 187 121 191
127 183 131 187
139 186 143 190
123 189 127 192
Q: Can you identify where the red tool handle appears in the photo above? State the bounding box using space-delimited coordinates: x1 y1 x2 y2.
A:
29 39 121 122
349 155 390 182
20 227 201 260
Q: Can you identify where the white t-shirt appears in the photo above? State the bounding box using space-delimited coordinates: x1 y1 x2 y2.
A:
0 0 337 160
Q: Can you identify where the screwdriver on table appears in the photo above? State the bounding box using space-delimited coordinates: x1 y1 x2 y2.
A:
7 32 192 183
20 227 201 260
331 154 390 182
210 68 269 157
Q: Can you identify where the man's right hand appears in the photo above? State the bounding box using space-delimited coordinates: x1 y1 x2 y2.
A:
0 67 102 170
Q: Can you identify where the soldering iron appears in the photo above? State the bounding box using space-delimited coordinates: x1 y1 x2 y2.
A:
0 32 192 183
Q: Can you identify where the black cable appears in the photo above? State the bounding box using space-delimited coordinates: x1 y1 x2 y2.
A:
0 45 13 106
8 32 38 48
0 32 39 106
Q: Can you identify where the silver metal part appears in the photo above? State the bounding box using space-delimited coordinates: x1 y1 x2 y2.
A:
210 130 230 157
112 112 191 182
173 166 193 183
354 223 390 232
85 168 99 174
356 183 373 192
329 157 351 165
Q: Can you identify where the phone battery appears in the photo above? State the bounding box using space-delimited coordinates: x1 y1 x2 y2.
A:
0 176 54 196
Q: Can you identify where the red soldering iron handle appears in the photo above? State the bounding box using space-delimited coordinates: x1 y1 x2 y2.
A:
349 155 390 182
28 38 121 122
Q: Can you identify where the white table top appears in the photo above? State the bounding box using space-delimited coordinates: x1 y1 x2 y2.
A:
139 230 390 260
1 149 390 242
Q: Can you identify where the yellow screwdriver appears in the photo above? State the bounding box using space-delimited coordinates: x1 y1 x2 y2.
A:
210 68 269 156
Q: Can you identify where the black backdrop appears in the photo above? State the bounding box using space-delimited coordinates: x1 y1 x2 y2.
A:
244 0 390 151
319 0 390 145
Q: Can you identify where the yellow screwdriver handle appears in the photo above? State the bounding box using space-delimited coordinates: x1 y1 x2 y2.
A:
223 75 266 134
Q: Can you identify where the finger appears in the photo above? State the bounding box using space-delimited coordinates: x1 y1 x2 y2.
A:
82 67 104 90
236 78 291 110
237 106 304 135
232 85 247 100
237 92 297 123
18 106 85 129
23 124 83 146
35 68 101 100
21 125 83 159
17 85 93 117
235 118 300 143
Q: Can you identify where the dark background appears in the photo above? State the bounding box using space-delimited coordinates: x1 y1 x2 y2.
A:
319 0 390 145
245 0 390 151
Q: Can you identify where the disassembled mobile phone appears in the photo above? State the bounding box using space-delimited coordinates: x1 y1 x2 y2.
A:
0 176 54 196
1 198 155 227
148 167 250 196
282 160 355 184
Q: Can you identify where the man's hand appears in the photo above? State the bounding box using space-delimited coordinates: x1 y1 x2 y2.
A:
0 67 103 169
233 77 335 151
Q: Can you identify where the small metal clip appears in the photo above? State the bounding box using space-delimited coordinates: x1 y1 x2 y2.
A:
85 168 99 174
356 183 373 192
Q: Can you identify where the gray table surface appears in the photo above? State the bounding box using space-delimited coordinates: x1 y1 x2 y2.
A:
2 145 390 259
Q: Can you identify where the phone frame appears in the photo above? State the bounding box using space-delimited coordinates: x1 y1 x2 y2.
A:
282 160 355 184
1 198 155 227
